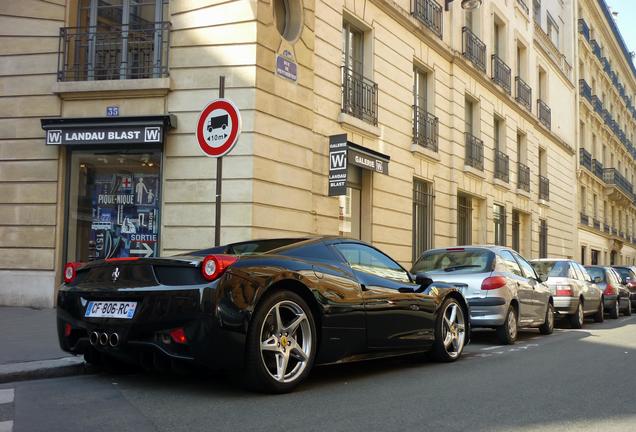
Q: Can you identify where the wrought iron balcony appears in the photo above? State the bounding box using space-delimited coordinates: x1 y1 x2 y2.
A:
593 218 601 230
517 162 530 192
515 77 532 112
578 18 590 41
494 150 509 182
579 79 592 103
592 95 603 114
539 175 550 201
412 0 443 39
462 27 486 73
603 168 633 198
57 23 171 81
491 55 511 95
592 159 604 180
413 106 439 151
537 99 551 130
579 148 592 171
341 66 378 126
464 132 484 170
604 223 611 233
580 213 589 225
590 39 602 60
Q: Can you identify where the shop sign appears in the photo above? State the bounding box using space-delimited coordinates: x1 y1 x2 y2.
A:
328 134 390 196
46 126 163 145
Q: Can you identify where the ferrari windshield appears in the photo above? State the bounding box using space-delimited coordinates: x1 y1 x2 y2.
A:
412 249 494 274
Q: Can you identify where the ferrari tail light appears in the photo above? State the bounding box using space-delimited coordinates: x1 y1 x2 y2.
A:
63 323 72 337
555 285 573 296
63 262 82 283
169 327 187 344
201 254 238 281
481 276 507 290
604 285 617 296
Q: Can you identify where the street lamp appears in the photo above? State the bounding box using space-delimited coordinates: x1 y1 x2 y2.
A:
445 0 483 11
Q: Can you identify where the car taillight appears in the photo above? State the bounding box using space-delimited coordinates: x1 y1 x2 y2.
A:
481 276 507 290
169 327 187 344
63 262 82 283
556 285 573 296
200 254 238 281
604 285 617 296
64 323 72 337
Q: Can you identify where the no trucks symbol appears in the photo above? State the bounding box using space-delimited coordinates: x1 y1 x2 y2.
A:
196 98 242 158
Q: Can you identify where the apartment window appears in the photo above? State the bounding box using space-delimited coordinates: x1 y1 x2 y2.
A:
539 219 548 258
457 194 472 245
465 98 474 134
342 21 378 125
512 210 521 252
580 186 586 214
533 0 541 25
538 147 549 200
591 249 599 265
547 12 559 48
413 67 438 151
494 204 506 246
593 193 598 219
494 117 509 182
59 0 170 81
581 246 586 265
412 179 434 261
517 132 530 192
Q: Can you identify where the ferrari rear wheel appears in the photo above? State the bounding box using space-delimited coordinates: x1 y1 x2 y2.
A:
244 290 316 393
430 297 466 362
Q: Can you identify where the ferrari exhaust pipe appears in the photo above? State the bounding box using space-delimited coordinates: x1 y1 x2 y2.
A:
89 331 99 346
109 333 120 347
98 332 109 346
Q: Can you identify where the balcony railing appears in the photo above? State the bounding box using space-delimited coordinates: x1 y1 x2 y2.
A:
590 39 602 60
494 150 509 182
593 218 601 230
413 105 439 151
515 77 532 112
57 23 171 81
539 175 550 201
341 66 378 126
464 132 484 170
604 223 611 233
579 148 592 171
517 162 530 192
412 0 443 39
579 79 592 103
580 213 589 225
516 0 529 15
603 168 633 197
492 55 511 95
592 159 604 180
537 99 551 130
592 95 603 114
462 27 486 73
578 18 590 41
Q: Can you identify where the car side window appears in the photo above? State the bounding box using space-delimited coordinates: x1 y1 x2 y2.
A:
570 263 584 281
610 269 623 285
499 250 523 277
512 252 538 279
334 243 411 283
576 264 592 282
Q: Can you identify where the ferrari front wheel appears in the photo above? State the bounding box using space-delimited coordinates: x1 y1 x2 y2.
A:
430 297 467 362
244 290 316 393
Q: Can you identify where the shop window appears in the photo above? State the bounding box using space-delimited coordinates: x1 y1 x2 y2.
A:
512 209 520 252
66 150 162 262
494 204 506 246
591 249 599 265
539 218 548 258
457 193 472 245
412 179 434 261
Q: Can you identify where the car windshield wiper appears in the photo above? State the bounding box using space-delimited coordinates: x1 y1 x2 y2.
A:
443 264 481 272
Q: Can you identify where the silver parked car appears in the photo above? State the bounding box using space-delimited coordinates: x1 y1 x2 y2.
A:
530 259 603 328
412 246 553 345
584 266 632 319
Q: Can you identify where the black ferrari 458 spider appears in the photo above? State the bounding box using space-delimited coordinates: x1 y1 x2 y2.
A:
57 237 470 392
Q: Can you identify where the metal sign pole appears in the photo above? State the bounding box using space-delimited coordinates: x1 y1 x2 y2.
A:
214 76 225 246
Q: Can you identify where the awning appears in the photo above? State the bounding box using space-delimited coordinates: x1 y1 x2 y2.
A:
40 115 176 146
328 134 390 196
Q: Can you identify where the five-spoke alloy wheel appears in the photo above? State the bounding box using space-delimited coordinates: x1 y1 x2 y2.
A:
431 298 467 362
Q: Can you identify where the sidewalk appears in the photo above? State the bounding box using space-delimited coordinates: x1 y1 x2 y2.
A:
0 307 91 383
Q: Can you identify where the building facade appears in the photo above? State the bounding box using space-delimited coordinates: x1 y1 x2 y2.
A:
0 0 579 307
577 0 636 266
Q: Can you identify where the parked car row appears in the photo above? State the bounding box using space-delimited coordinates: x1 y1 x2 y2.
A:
56 237 634 393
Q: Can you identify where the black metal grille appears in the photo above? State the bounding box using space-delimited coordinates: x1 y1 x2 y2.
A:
413 179 435 262
578 18 590 41
413 106 439 151
537 99 551 130
603 168 633 197
412 0 443 38
341 66 378 126
462 27 486 73
57 23 171 81
457 194 472 245
579 148 592 171
579 79 592 102
539 175 550 201
593 218 601 230
517 0 529 15
592 159 604 179
580 213 589 225
515 77 532 112
518 162 530 192
465 132 484 170
492 55 511 94
539 219 548 258
494 204 506 246
512 210 521 252
494 150 509 182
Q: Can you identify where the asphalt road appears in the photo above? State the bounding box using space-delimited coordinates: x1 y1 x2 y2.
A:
3 315 636 432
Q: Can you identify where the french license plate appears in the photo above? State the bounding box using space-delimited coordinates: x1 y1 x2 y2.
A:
84 301 137 319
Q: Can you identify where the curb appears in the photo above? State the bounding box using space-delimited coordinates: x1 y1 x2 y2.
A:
0 357 95 384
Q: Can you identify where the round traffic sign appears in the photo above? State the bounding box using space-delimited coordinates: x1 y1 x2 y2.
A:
196 98 242 157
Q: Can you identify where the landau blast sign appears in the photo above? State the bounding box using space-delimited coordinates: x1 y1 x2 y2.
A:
46 126 162 145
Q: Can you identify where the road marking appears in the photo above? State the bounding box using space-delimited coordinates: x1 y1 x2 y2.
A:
0 421 12 432
0 389 13 405
481 345 504 351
